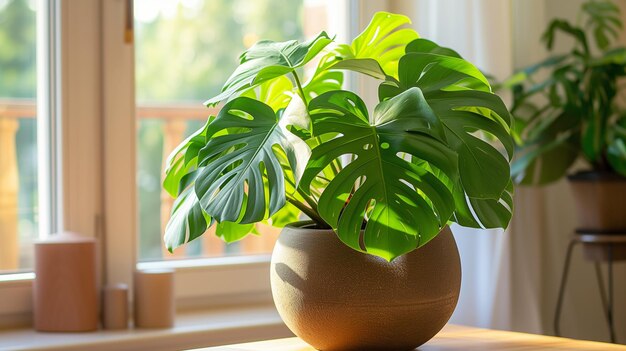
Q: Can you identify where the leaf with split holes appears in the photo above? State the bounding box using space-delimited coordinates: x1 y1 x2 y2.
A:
300 88 458 261
205 32 332 107
330 11 419 79
379 49 514 229
195 95 310 224
163 119 210 197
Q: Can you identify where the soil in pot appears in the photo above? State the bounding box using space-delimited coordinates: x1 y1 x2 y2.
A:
270 222 461 351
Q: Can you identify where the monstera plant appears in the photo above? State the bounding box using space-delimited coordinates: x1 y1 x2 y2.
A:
163 12 514 262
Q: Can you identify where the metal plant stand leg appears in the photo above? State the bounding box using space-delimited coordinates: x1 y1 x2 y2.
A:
555 234 621 343
554 238 578 337
595 263 609 324
607 245 616 343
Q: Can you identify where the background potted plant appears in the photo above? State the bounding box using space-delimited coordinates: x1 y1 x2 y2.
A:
163 11 513 350
508 0 626 259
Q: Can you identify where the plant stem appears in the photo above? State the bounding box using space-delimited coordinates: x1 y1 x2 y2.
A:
284 175 320 214
297 188 320 212
286 194 328 227
291 71 344 178
292 71 308 105
289 71 333 228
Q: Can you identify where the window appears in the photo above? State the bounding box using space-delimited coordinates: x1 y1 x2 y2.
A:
0 0 39 273
0 0 351 327
134 0 348 262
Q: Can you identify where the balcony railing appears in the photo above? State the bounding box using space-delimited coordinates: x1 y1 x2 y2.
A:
0 99 278 271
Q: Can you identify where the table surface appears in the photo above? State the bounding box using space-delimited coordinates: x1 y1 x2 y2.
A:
195 324 626 351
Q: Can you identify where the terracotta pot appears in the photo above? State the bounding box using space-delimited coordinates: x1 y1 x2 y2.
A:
270 222 461 351
568 171 626 231
568 171 626 261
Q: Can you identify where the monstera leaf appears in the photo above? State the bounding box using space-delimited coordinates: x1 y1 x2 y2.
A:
164 185 211 252
195 95 310 224
205 32 332 107
300 88 458 261
163 119 210 197
331 12 419 79
162 120 214 253
215 221 255 242
405 38 461 58
241 75 295 111
163 118 266 251
302 52 344 100
379 47 514 228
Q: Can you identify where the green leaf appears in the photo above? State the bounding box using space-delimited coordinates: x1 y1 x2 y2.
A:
542 19 589 54
164 186 212 253
195 95 310 223
452 179 514 228
608 138 626 177
215 221 255 242
241 75 294 111
205 32 332 106
512 133 579 185
405 38 461 58
331 58 388 80
380 53 513 197
267 201 301 227
378 50 513 229
302 52 344 99
300 88 458 261
163 119 210 197
583 0 622 50
331 11 419 79
503 55 569 90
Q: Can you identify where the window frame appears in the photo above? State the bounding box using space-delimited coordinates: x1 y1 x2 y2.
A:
0 0 107 325
0 0 362 327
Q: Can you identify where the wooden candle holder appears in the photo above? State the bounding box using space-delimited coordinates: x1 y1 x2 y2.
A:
33 233 98 332
133 269 175 328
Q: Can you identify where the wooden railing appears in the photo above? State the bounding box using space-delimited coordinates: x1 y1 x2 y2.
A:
0 99 278 270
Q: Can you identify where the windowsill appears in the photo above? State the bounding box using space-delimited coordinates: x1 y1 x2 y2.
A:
0 304 292 351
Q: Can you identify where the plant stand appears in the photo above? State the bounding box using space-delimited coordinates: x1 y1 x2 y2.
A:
554 230 626 343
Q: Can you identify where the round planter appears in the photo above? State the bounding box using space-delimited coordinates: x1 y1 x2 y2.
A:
568 171 626 261
270 221 461 351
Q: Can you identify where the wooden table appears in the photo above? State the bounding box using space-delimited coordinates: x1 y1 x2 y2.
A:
195 325 626 351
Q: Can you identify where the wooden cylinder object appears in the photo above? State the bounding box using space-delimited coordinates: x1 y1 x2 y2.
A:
33 233 98 332
133 269 175 328
102 284 129 330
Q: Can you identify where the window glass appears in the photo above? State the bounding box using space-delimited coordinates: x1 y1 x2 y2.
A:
135 0 341 261
0 0 38 272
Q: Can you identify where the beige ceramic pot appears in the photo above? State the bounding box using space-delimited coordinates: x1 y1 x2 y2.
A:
569 171 626 261
270 221 461 351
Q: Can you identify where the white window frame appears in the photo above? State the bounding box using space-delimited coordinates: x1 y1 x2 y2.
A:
0 0 364 328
